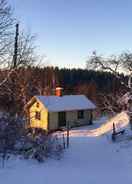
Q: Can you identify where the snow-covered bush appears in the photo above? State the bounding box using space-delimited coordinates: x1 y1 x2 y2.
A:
0 114 64 165
18 132 64 162
0 113 23 167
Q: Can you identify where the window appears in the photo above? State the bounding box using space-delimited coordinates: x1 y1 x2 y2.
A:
78 110 84 119
35 111 41 120
36 102 39 108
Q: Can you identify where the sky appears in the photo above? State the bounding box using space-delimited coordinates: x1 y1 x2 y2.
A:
8 0 132 68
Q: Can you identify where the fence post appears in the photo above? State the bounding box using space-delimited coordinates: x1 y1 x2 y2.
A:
66 121 70 148
62 133 65 149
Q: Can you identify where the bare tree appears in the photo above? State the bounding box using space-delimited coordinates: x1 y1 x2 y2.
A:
86 51 124 76
86 51 132 118
11 28 37 69
0 0 14 67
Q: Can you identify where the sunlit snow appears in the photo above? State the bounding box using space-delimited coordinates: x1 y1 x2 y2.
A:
0 112 132 184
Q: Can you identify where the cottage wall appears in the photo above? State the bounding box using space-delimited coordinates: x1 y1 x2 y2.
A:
29 101 48 130
66 110 91 127
48 110 94 131
48 112 58 130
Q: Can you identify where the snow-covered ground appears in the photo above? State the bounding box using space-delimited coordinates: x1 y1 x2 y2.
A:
1 111 132 184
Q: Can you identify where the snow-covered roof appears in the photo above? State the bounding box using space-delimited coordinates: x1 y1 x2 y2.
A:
35 95 96 112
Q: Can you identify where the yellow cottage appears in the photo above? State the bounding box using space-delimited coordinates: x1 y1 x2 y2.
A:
25 95 96 132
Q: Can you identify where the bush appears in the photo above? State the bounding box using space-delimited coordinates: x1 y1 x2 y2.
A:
17 133 64 162
0 113 24 167
0 114 64 165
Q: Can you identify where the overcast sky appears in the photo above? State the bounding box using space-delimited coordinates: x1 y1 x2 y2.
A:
9 0 132 68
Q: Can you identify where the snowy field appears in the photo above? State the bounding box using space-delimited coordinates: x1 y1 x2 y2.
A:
1 112 132 184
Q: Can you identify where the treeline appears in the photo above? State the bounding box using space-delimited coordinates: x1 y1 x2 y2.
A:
0 66 127 114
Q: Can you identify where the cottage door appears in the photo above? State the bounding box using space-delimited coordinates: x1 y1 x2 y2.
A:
58 111 66 127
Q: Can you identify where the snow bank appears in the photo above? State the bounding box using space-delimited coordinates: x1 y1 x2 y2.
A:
69 111 129 137
92 111 129 136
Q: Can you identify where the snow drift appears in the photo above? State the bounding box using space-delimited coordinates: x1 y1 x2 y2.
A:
69 111 129 137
